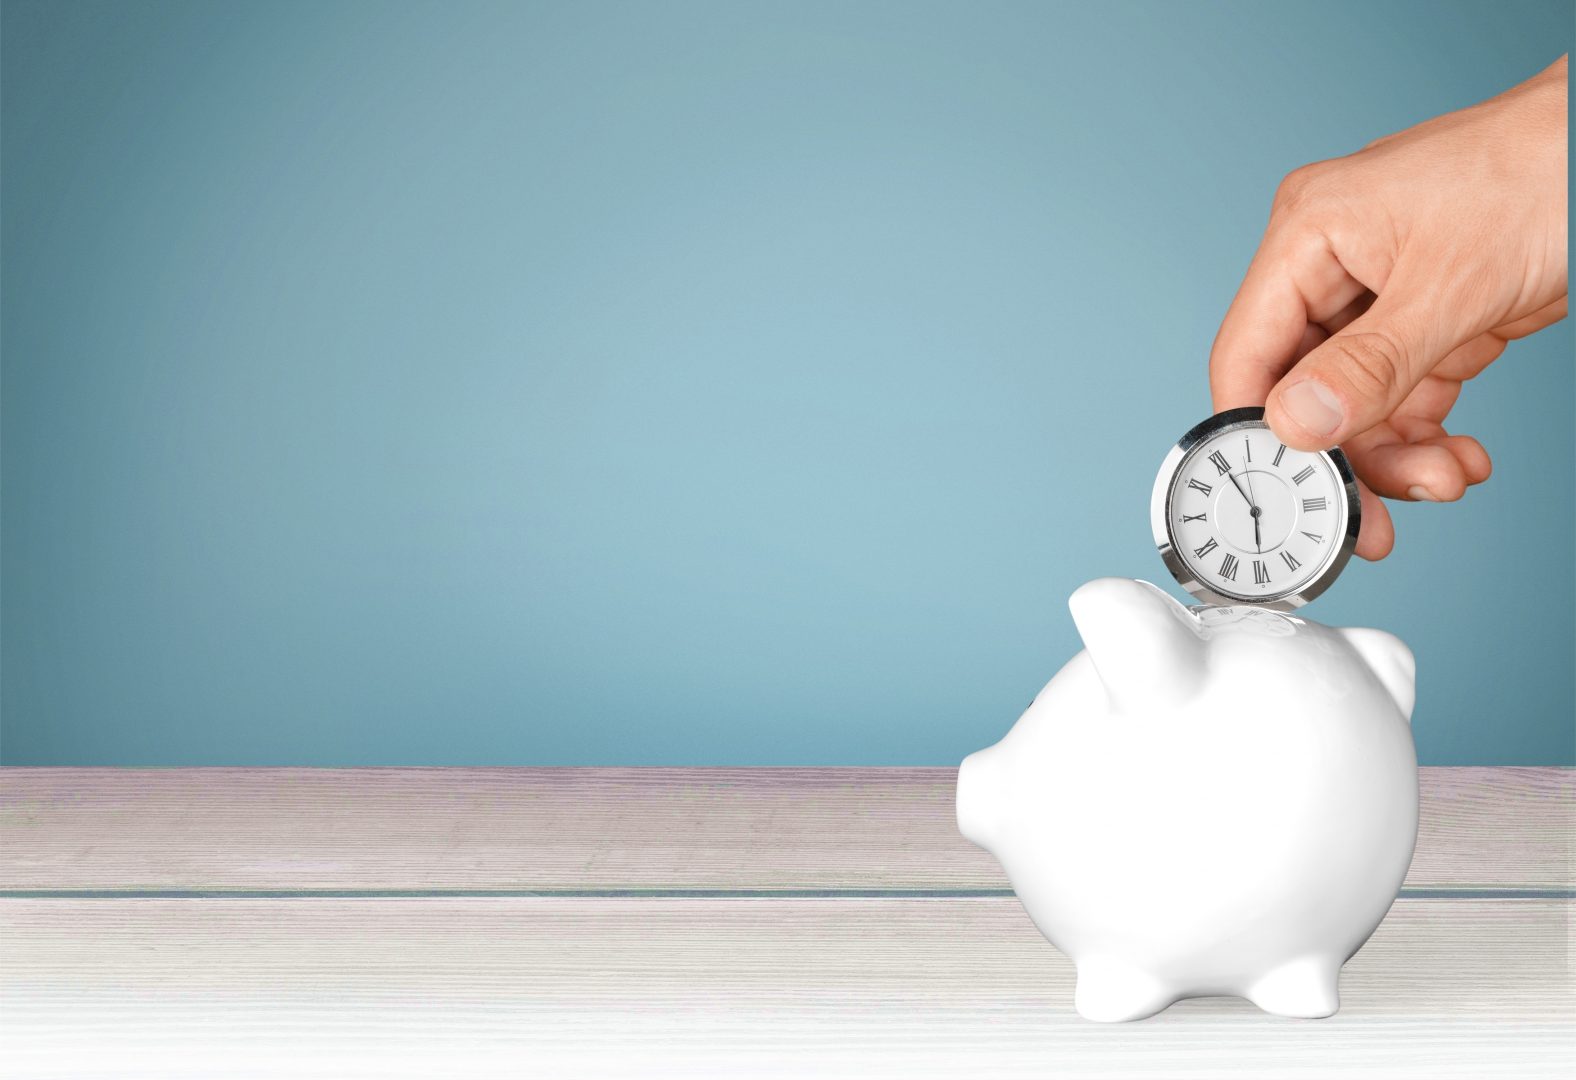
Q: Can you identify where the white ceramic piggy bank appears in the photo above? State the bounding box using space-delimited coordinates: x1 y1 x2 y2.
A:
956 577 1417 1022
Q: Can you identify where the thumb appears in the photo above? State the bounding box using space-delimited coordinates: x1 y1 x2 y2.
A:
1264 290 1462 450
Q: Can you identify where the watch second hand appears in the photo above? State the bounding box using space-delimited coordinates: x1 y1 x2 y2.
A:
1243 456 1262 553
1242 440 1266 553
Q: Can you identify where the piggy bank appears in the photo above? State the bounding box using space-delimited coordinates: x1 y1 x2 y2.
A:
956 577 1417 1022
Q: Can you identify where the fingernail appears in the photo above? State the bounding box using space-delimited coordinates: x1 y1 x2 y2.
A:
1280 380 1344 438
1407 485 1439 502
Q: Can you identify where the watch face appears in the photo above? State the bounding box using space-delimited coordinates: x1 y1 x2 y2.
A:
1151 407 1360 609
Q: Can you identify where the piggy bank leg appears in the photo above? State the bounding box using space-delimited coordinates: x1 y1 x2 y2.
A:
1073 956 1176 1022
1245 956 1341 1019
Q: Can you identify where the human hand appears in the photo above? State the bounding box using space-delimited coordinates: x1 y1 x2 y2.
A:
1209 56 1568 560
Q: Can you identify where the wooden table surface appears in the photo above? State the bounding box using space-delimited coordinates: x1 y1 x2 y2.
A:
2 767 1571 1078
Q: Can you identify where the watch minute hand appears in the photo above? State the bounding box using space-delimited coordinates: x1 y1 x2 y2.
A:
1224 468 1263 553
1227 470 1254 508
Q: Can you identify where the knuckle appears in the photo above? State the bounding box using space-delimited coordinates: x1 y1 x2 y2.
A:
1271 163 1325 214
1333 329 1410 400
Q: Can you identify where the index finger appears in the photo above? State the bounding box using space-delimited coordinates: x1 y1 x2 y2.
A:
1208 227 1368 412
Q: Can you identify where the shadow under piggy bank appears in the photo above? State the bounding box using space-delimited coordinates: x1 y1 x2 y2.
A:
956 577 1418 1022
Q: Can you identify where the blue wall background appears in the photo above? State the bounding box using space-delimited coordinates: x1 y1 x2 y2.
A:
3 0 1571 766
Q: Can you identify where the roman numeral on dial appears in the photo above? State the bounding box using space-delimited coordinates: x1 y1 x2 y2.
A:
1219 553 1238 581
1302 530 1323 543
1302 497 1327 512
1272 444 1286 467
1209 451 1232 475
1182 513 1206 522
1281 551 1301 572
1253 559 1270 585
1194 537 1219 559
1292 465 1315 485
1187 478 1212 496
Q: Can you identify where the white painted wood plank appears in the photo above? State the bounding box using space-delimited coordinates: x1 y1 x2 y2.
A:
2 897 1569 1079
1 767 1570 891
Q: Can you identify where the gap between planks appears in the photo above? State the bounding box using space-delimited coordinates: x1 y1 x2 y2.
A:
3 887 1573 900
2 766 1571 892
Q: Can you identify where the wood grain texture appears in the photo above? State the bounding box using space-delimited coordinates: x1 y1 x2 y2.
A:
3 897 1570 1079
1 767 1570 892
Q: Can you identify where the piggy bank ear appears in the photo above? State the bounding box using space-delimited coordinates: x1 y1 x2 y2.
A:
1339 627 1416 722
1068 578 1204 709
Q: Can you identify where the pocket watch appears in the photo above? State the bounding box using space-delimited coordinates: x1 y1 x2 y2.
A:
1151 407 1360 610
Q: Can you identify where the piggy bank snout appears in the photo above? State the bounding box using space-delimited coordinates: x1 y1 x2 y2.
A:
956 745 1004 851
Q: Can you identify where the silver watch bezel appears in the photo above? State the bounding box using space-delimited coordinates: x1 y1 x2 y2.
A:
1150 406 1361 611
